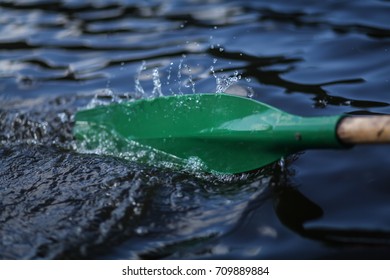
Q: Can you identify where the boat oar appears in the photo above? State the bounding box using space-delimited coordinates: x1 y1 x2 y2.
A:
74 93 390 174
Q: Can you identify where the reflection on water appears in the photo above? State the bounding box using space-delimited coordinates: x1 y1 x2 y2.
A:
1 0 390 259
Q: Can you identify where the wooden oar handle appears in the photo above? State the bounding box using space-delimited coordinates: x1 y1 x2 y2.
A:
337 115 390 144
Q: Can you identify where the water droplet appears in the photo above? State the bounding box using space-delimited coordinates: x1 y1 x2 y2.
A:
135 226 148 235
246 87 254 98
278 157 285 171
185 156 207 172
151 67 163 97
210 65 217 80
87 88 118 108
133 206 142 216
183 64 196 94
166 62 174 86
57 112 68 123
177 58 184 94
134 61 146 98
215 71 242 93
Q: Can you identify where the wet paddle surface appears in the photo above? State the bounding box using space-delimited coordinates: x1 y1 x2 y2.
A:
1 0 390 259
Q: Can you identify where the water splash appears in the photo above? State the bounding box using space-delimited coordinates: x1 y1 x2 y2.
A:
216 70 242 93
246 87 255 98
134 61 146 99
167 62 173 84
87 88 120 109
210 58 218 77
177 57 184 94
166 62 175 95
183 63 196 94
75 58 257 175
131 57 251 99
210 59 245 94
278 157 285 172
152 67 163 97
0 96 78 150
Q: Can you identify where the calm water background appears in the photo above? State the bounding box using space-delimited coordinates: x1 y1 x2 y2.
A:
1 0 390 259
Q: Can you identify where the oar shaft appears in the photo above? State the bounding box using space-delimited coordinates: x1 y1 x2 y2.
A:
337 116 390 144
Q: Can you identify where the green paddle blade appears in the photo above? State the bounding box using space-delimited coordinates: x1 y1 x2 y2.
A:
74 93 343 174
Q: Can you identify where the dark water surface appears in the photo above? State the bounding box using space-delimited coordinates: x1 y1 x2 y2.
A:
1 0 390 259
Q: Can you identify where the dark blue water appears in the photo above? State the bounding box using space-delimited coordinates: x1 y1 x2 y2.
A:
1 0 390 259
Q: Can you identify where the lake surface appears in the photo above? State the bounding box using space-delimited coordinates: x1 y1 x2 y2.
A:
1 0 390 259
